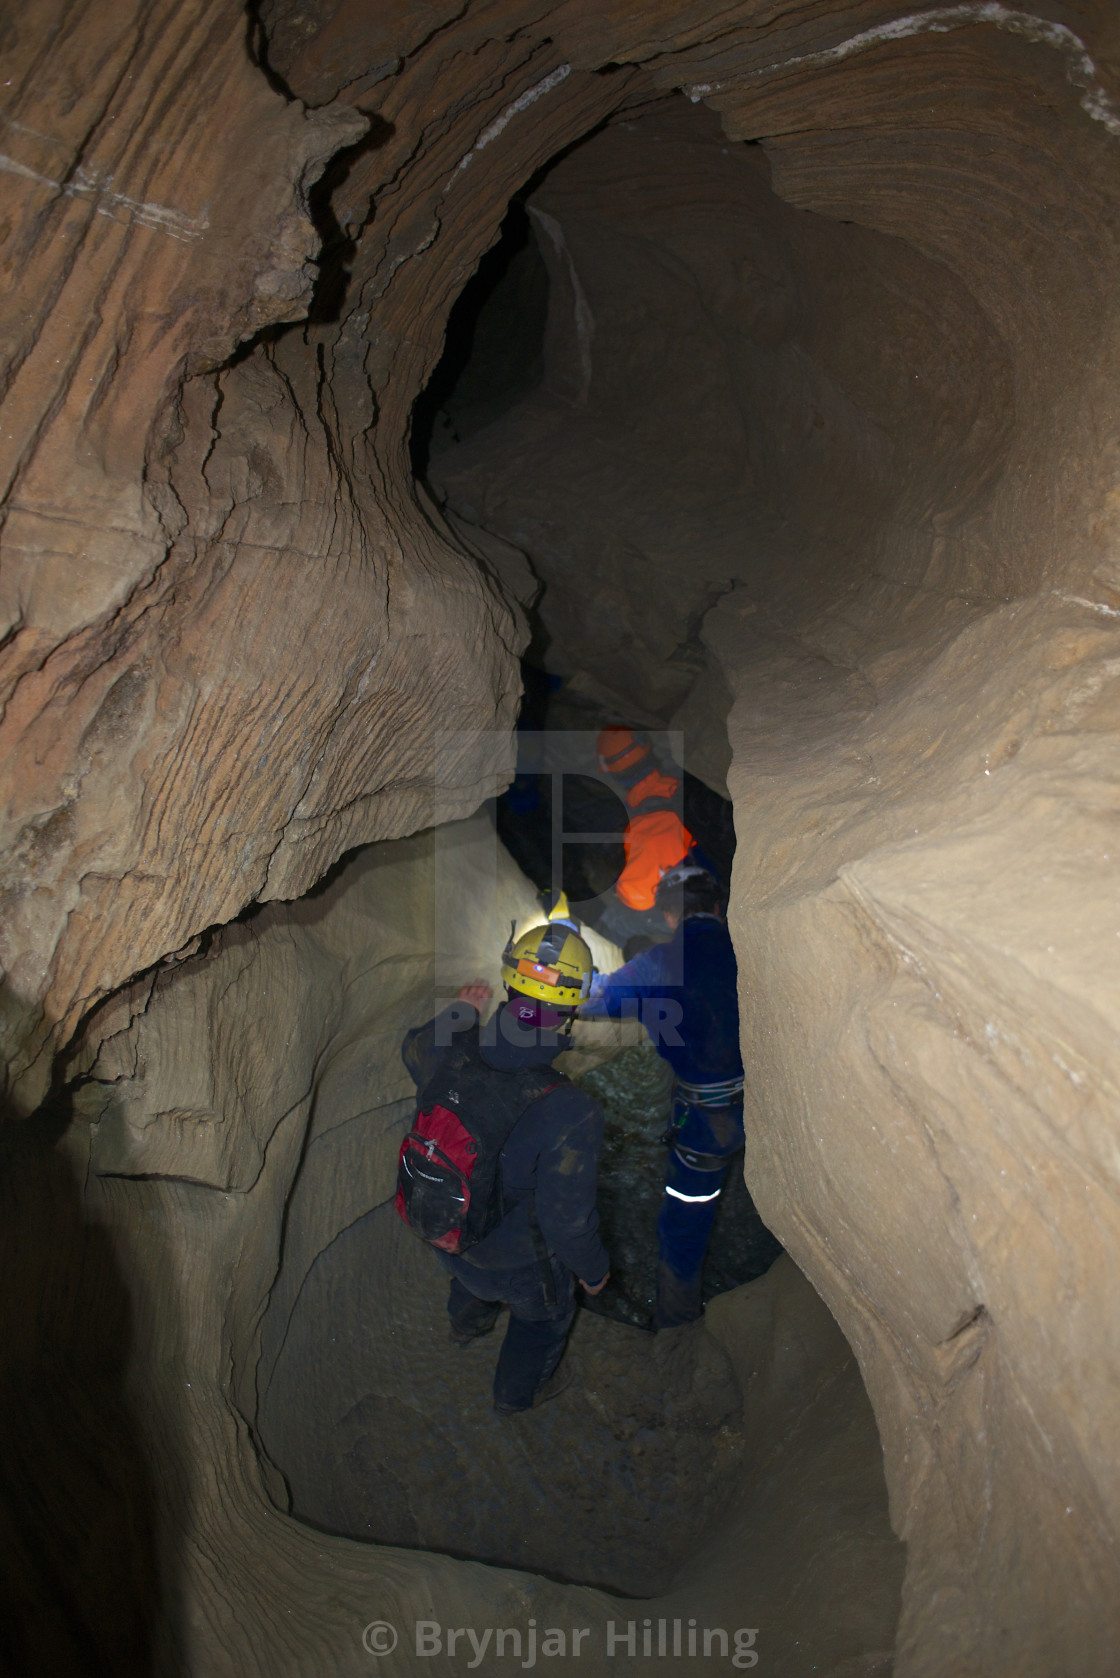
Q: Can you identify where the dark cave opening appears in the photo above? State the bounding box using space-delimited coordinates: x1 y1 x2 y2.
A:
410 197 550 480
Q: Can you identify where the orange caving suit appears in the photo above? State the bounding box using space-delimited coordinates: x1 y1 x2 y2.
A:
616 767 693 911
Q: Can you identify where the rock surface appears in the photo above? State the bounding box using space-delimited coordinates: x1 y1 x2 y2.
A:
433 103 1014 743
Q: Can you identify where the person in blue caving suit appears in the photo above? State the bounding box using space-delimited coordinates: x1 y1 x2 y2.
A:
579 862 745 1328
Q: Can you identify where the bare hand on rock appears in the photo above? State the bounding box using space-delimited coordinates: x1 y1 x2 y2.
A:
457 980 493 1009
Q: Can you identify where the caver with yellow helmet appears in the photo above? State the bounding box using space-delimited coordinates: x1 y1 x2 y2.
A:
500 905 596 1012
397 890 609 1415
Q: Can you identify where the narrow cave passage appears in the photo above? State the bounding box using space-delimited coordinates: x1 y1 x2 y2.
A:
255 95 933 1629
7 1 1120 1669
419 96 1015 750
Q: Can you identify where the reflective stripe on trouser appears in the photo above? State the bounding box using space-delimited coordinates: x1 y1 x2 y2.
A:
655 1147 732 1326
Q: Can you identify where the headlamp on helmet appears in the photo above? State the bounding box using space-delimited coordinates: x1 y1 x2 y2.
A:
500 911 596 1007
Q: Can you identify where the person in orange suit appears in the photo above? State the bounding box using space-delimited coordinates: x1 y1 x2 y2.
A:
595 726 695 950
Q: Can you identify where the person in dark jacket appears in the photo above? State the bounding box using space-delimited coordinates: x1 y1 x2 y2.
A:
579 864 744 1327
401 915 609 1416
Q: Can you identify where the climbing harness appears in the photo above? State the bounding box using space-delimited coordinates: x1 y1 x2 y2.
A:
675 1074 745 1108
660 1076 744 1146
659 1074 746 1202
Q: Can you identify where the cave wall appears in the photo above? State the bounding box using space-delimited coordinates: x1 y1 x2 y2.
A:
48 814 625 1674
5 1 1120 1674
0 0 544 1110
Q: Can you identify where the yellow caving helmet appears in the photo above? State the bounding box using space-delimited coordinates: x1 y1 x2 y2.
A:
501 898 595 1008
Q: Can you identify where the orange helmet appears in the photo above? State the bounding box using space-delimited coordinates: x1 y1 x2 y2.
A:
596 726 652 777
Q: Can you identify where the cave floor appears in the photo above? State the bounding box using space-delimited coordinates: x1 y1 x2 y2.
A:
259 1205 906 1672
260 1037 786 1596
260 1197 747 1595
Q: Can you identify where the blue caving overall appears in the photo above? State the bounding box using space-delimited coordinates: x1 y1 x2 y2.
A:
580 914 744 1326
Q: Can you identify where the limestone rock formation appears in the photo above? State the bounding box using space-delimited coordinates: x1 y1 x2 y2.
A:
4 0 1120 1674
0 2 531 1110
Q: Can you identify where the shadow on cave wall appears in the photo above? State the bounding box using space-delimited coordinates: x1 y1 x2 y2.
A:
0 1071 166 1678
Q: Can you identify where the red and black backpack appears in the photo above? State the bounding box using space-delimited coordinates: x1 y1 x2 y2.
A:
395 1024 568 1254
